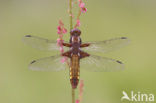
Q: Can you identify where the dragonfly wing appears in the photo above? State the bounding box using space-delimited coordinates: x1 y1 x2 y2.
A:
29 55 68 71
82 37 130 53
23 35 68 51
80 55 124 72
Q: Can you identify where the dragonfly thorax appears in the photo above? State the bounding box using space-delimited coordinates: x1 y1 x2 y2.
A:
71 42 81 55
69 29 82 55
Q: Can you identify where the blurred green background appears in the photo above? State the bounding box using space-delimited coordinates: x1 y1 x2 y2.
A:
0 0 156 103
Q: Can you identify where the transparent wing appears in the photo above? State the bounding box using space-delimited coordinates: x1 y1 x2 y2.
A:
82 37 130 53
80 55 124 72
23 35 68 51
29 55 68 71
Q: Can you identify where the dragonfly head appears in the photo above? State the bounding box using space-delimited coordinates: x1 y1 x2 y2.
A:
70 28 81 36
70 28 81 43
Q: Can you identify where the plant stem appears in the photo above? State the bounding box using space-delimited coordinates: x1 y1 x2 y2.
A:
74 9 81 28
72 88 75 103
77 9 81 20
69 0 73 30
69 1 75 103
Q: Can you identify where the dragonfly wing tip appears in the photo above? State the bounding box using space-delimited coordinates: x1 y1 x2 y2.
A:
121 37 127 39
30 60 36 64
116 60 123 64
25 35 32 37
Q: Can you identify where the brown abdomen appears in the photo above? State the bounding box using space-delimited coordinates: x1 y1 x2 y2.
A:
70 54 80 89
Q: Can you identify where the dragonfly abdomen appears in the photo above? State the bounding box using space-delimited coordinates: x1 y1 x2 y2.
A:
70 54 80 89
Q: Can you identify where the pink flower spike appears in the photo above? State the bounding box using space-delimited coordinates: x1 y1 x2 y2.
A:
60 57 67 63
76 19 81 27
57 38 61 46
59 34 63 38
62 28 67 34
76 100 80 103
81 7 87 13
57 39 64 46
79 3 85 8
59 20 64 26
60 47 64 53
57 26 61 31
78 0 82 3
57 31 61 34
57 26 62 34
79 80 84 102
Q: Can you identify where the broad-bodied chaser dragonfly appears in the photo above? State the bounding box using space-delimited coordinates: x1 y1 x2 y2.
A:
23 28 130 89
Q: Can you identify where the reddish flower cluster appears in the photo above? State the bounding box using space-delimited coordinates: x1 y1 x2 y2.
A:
57 20 67 35
78 0 87 13
57 20 68 63
76 80 84 103
75 0 87 28
75 19 81 28
76 100 80 103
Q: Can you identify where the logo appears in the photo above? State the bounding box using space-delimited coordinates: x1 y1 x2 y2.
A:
121 91 154 102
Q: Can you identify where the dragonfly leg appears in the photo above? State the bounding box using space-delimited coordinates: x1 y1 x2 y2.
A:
63 43 72 47
79 51 90 59
62 51 72 58
80 43 90 48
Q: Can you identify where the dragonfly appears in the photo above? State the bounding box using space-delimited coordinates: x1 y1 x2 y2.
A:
23 28 130 89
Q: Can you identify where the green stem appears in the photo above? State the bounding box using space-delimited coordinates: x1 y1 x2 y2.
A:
69 1 74 103
72 88 75 103
69 0 73 30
